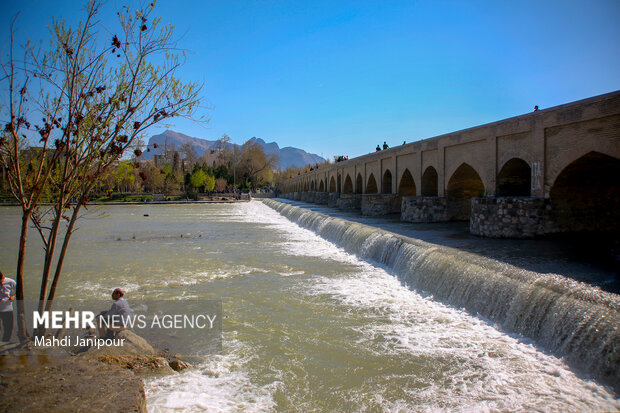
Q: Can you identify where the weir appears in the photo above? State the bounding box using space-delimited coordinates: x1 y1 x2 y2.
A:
261 198 620 393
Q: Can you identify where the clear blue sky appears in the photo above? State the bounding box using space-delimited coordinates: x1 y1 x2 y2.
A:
2 0 619 160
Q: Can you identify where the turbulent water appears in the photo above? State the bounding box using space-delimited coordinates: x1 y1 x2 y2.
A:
0 201 618 411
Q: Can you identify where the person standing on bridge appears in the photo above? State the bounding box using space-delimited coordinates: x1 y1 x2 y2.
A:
376 145 381 152
383 141 389 150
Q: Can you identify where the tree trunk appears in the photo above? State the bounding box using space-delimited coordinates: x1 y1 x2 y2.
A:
35 208 62 336
15 210 32 341
45 201 81 312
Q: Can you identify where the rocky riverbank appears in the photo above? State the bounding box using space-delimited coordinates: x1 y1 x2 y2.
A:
0 330 192 412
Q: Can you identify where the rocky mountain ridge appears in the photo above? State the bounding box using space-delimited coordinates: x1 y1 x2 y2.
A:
142 130 324 169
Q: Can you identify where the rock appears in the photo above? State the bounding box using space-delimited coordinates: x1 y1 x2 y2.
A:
80 330 173 375
168 359 193 372
81 330 159 357
0 355 147 412
92 354 174 375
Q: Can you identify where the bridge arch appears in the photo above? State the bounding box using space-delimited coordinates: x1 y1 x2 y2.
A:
447 163 485 220
304 182 308 192
497 158 531 196
329 176 336 193
310 180 315 191
398 169 416 196
319 179 325 192
550 151 620 232
382 169 393 194
337 173 342 193
343 174 353 194
366 173 378 194
356 173 363 194
421 166 438 196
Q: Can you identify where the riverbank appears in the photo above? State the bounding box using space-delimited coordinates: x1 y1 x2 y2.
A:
0 331 191 412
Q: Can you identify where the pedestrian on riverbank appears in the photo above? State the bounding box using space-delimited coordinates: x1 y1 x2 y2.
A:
0 270 16 342
97 288 132 339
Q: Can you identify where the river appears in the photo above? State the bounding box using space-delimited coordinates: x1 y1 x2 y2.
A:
0 201 618 411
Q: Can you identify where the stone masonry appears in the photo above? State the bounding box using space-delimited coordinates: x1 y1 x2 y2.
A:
361 194 400 216
401 196 449 222
328 193 340 208
470 197 557 238
336 194 362 210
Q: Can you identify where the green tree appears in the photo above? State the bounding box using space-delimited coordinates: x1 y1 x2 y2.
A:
114 161 136 193
204 174 215 192
190 169 207 190
0 0 202 339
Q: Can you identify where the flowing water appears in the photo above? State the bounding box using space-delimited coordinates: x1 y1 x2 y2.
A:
0 201 618 412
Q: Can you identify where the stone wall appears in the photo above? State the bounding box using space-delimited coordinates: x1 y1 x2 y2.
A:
328 193 340 208
300 191 316 203
315 192 329 204
293 192 301 201
470 197 557 238
361 194 400 216
336 194 362 210
401 196 449 222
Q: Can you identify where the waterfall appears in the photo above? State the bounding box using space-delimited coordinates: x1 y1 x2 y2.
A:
262 199 620 393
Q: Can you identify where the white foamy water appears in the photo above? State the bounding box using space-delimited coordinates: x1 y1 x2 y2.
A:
143 201 618 412
0 202 616 411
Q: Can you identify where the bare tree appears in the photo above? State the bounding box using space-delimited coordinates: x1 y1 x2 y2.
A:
0 1 202 339
237 140 278 190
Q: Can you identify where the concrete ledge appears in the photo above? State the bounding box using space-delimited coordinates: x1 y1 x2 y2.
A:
361 194 400 216
401 196 448 222
336 193 361 210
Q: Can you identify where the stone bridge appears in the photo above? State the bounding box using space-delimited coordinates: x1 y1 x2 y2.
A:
278 91 620 238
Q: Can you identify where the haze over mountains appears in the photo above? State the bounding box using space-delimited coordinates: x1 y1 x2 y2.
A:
142 130 325 169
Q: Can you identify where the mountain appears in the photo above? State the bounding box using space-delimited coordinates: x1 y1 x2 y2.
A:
142 130 325 169
247 137 325 169
141 130 224 159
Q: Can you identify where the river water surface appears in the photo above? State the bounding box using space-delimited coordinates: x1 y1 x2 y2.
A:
0 201 618 412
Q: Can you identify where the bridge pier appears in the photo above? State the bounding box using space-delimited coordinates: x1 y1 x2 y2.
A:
336 194 362 210
401 196 449 222
315 192 329 204
300 191 316 203
327 193 340 208
293 192 301 201
361 194 400 216
470 197 556 238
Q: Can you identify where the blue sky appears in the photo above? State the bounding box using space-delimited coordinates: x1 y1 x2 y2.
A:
1 0 619 160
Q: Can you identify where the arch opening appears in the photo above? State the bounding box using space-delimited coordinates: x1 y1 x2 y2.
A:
447 163 484 220
356 173 363 194
497 158 531 196
343 175 353 194
337 174 342 193
421 166 438 196
319 179 325 192
398 169 416 196
382 170 393 194
366 173 378 194
550 152 620 233
310 181 315 191
329 176 336 193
